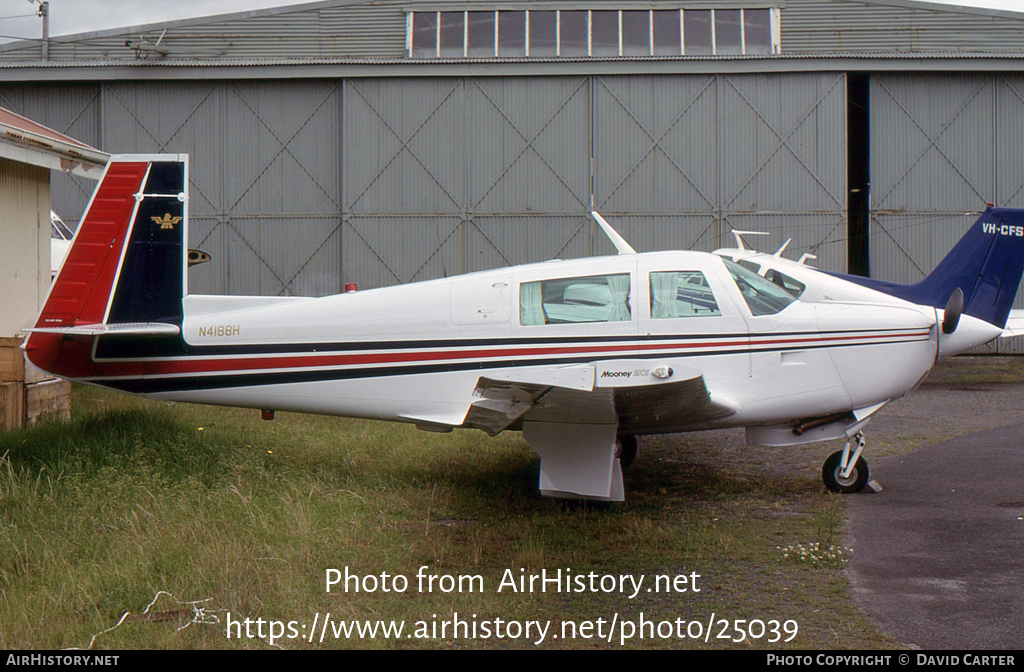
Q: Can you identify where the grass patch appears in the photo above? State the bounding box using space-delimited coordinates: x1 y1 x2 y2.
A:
0 386 897 650
921 355 1024 386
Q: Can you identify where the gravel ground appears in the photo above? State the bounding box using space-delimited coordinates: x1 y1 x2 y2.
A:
642 356 1024 488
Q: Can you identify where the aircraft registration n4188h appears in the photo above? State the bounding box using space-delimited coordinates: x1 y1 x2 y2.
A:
23 155 1024 501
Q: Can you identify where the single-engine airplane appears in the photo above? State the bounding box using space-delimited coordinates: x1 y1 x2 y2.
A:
23 155 1024 501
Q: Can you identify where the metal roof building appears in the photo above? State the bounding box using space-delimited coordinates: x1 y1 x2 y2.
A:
0 0 1023 350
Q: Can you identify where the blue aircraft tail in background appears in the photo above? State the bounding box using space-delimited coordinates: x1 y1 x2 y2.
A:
831 207 1024 329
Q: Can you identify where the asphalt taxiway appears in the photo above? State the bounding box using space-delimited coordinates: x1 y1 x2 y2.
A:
846 423 1024 649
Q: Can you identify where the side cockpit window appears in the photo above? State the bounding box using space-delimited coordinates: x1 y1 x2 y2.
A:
722 258 795 316
520 274 631 325
650 271 722 318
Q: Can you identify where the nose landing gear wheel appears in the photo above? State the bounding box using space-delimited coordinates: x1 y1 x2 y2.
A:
822 450 869 494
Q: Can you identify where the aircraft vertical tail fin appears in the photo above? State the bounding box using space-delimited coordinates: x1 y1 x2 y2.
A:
836 207 1024 328
920 207 1024 328
954 206 1024 327
25 155 188 374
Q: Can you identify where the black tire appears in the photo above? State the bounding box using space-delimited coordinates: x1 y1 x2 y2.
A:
616 434 639 469
822 450 869 494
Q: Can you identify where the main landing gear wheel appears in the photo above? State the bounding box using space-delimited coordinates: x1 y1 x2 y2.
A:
615 434 639 469
822 450 869 494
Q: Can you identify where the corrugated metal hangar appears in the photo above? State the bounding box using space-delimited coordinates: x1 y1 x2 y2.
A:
1 0 1023 352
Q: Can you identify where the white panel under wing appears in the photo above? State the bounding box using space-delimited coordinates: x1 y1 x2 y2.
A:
524 421 623 501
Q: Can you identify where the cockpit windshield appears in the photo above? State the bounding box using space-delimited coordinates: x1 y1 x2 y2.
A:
722 258 796 316
50 212 74 241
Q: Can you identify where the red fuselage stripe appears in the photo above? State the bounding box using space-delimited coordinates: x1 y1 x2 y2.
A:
70 330 931 380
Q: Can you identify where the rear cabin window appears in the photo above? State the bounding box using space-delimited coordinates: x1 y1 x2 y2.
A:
520 274 631 325
736 259 761 274
764 269 807 298
650 271 722 318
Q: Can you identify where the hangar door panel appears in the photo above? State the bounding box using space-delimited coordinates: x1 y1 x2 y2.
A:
100 81 343 298
871 74 1023 352
995 75 1024 353
594 73 848 274
466 77 590 215
344 78 466 216
592 75 718 214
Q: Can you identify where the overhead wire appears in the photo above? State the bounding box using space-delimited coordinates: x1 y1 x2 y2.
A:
0 33 44 41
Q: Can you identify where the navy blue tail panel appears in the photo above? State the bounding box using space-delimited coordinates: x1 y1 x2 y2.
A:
831 207 1024 328
106 160 186 325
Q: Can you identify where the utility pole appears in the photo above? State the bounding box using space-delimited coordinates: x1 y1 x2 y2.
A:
39 1 48 61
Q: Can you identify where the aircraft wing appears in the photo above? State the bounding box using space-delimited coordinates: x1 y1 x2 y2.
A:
462 360 737 436
400 360 737 501
458 360 737 501
1001 309 1024 338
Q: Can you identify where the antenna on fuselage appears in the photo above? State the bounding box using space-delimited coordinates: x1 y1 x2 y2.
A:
730 230 769 251
590 211 636 255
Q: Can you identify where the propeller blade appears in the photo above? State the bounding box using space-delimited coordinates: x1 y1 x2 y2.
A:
942 287 964 335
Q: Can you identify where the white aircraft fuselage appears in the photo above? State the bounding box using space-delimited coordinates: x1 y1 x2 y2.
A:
165 251 936 435
30 154 1019 502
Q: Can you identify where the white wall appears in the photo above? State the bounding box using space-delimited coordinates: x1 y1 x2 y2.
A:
0 158 50 337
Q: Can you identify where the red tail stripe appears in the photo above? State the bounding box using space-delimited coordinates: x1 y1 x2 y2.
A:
35 162 149 328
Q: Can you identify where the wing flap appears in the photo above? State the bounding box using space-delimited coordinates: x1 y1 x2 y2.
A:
463 377 553 436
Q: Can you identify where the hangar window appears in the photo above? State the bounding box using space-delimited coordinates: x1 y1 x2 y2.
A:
652 9 683 55
498 11 526 56
622 10 650 56
407 8 779 58
743 9 773 55
520 274 632 325
590 10 620 56
559 10 589 56
438 12 465 57
683 10 713 55
714 9 744 55
411 11 438 58
467 11 497 57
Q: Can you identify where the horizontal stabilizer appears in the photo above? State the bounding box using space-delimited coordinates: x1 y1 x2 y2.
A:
1001 309 1024 338
24 322 181 337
